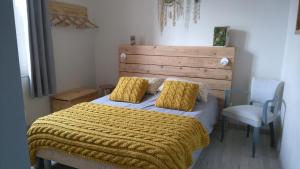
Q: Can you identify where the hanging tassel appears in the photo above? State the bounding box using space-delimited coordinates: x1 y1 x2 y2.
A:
173 2 176 26
185 0 192 29
193 0 201 24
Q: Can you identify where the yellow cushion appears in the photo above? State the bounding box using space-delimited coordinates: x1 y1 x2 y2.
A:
155 81 199 111
110 77 148 103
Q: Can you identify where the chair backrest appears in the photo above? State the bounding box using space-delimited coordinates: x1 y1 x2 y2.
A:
273 82 285 114
250 77 284 106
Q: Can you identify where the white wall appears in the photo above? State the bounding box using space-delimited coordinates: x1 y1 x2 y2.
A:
93 0 289 101
22 0 98 125
51 0 97 92
22 77 50 125
280 0 300 168
52 27 97 92
92 0 157 86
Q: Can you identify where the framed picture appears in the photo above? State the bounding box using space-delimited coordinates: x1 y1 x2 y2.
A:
213 26 230 47
297 1 300 34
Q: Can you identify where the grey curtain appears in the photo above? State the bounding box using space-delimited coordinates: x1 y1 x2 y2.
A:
27 0 56 97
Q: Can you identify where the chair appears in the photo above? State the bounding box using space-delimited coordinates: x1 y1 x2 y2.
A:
220 77 284 157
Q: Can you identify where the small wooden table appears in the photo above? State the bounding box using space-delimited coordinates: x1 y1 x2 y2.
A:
51 88 99 112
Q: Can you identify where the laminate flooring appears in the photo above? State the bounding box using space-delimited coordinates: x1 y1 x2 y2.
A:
195 128 282 169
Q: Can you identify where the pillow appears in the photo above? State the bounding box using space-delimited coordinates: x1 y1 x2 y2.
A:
155 81 199 111
110 77 148 103
140 77 164 94
158 77 210 102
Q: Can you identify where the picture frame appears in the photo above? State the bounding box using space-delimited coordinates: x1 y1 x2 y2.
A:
213 26 230 47
296 0 300 34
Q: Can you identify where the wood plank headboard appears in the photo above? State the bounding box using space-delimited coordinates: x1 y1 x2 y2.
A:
119 45 235 108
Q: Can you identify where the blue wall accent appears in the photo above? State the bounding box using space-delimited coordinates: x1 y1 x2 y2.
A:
0 0 30 168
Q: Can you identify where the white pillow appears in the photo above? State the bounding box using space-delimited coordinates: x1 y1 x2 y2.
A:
140 77 165 94
158 77 210 102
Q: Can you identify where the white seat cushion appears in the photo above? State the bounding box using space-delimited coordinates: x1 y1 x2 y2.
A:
222 105 276 127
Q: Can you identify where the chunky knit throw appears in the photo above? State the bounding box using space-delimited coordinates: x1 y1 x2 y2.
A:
28 103 210 169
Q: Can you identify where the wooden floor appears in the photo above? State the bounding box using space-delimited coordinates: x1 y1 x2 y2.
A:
195 128 282 169
50 128 282 169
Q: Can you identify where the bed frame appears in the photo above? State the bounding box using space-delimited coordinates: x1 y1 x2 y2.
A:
36 45 235 169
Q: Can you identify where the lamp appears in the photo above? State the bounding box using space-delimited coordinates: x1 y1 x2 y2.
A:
220 57 229 66
120 53 127 61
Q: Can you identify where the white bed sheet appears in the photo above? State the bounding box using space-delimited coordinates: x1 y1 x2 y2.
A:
92 93 218 133
92 93 218 169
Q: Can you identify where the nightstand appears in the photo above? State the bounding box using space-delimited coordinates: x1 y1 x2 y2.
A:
51 88 99 112
99 84 115 96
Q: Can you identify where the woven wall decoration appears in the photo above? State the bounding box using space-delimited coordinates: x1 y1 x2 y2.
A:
159 0 201 32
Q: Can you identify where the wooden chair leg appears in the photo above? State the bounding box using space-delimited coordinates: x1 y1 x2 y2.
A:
246 125 251 138
252 127 260 158
220 115 225 142
269 122 275 148
44 160 52 169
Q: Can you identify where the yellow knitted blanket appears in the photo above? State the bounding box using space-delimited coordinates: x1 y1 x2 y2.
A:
28 103 210 169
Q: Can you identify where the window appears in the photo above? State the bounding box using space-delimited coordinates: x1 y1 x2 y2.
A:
13 0 30 76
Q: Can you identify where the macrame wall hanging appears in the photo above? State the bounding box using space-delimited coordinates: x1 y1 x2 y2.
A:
159 0 201 32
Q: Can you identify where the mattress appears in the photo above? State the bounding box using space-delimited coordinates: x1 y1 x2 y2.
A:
92 93 218 169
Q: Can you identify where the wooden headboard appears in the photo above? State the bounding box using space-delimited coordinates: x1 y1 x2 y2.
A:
119 45 235 108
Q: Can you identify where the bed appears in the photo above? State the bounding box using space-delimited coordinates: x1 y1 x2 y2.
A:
35 94 217 169
30 45 235 169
